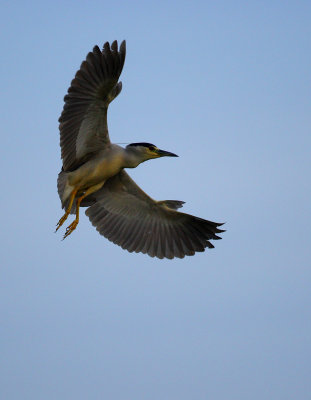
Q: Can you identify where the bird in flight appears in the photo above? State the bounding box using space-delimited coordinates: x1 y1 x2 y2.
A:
56 40 224 259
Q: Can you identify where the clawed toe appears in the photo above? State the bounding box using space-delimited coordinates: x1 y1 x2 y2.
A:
62 220 79 240
55 214 69 232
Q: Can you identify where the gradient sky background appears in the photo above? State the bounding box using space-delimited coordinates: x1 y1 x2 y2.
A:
1 1 310 399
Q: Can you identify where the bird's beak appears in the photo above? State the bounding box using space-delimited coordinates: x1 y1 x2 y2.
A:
156 149 178 157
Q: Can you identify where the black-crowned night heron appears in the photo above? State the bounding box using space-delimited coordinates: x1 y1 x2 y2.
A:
56 40 224 259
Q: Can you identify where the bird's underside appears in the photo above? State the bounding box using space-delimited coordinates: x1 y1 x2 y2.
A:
56 40 225 259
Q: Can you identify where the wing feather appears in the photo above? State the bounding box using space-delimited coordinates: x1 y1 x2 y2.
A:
85 171 224 259
59 40 126 171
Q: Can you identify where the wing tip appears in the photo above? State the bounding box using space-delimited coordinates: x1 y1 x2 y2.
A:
100 39 126 53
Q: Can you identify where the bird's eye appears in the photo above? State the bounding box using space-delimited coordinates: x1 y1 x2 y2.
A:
149 146 155 151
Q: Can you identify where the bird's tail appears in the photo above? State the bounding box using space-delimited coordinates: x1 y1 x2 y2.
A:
57 169 97 213
57 169 74 211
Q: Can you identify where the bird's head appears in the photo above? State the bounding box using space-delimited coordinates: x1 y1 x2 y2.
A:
125 142 178 165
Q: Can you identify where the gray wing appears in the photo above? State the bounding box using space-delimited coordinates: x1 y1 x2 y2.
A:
85 171 224 259
59 40 126 171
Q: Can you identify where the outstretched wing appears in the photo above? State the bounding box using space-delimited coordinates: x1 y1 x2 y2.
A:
85 171 224 259
59 40 126 171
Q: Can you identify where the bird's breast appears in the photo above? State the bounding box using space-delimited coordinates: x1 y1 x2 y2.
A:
68 153 124 189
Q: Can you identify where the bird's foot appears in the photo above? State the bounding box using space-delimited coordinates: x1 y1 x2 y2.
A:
55 213 69 232
62 219 79 240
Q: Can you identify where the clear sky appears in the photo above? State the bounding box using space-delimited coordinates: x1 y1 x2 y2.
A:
1 0 310 399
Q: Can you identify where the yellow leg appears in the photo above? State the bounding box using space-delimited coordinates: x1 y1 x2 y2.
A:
62 182 104 240
55 188 78 232
62 195 84 240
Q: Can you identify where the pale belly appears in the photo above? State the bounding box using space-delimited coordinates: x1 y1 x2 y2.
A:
68 155 123 190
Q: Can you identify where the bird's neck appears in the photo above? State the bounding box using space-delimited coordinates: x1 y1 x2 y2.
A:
123 147 146 168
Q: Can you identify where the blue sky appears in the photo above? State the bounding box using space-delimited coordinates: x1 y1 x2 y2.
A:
1 0 311 399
